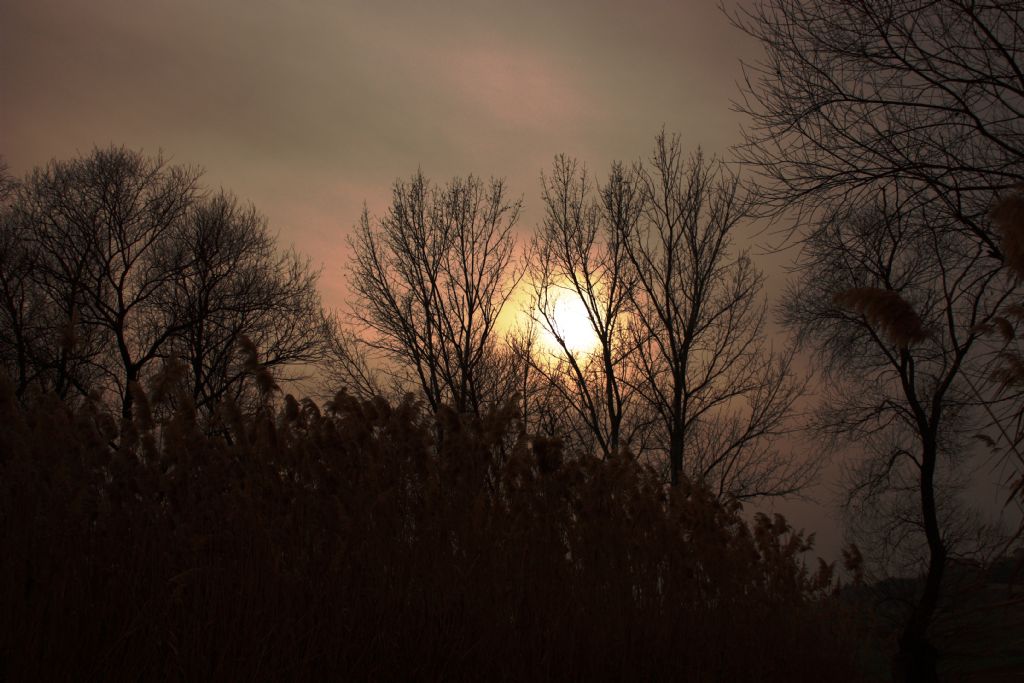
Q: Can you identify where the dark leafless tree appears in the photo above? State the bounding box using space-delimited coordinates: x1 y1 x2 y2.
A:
732 0 1024 250
11 148 200 419
732 2 1024 677
528 156 643 460
527 136 809 497
167 191 327 418
624 134 809 496
320 319 384 403
0 161 42 396
784 195 1014 681
347 171 522 416
1 148 327 423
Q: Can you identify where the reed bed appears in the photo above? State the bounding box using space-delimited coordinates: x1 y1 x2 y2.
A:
0 376 863 681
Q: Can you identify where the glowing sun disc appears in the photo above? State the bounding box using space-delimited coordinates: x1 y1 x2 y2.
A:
543 294 600 354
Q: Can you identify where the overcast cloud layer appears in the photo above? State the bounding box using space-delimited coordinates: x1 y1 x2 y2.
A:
1 0 761 302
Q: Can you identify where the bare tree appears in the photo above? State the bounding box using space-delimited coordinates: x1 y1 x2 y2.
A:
10 148 200 418
2 148 327 423
784 195 1013 680
504 318 575 439
168 191 327 418
528 156 643 460
320 319 384 403
0 161 40 396
347 171 522 416
732 0 1024 249
732 2 1024 677
624 134 808 496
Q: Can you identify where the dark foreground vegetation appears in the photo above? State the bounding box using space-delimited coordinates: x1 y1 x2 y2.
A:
0 372 865 682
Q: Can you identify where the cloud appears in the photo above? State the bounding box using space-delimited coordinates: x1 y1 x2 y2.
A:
443 44 590 131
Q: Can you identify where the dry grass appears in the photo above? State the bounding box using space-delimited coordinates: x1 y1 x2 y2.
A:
0 373 865 682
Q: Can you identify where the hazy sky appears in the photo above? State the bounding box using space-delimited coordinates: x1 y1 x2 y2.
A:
1 0 762 303
4 0 880 557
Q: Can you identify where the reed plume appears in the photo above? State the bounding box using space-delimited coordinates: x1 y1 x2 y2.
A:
833 287 928 348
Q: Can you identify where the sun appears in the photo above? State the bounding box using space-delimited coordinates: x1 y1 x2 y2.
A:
541 292 601 355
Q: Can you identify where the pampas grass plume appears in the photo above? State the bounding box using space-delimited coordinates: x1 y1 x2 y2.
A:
833 287 928 348
238 335 278 397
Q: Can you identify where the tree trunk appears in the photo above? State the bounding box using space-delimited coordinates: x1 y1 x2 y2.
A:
668 423 683 486
893 438 945 683
122 366 140 421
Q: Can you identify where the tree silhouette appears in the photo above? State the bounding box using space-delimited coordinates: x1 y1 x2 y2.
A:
733 0 1024 252
348 171 522 416
625 134 808 494
0 147 326 422
734 2 1024 678
529 155 643 460
168 191 326 418
9 148 201 419
527 135 809 497
783 196 1014 680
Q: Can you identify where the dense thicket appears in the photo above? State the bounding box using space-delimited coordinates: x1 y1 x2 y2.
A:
0 372 862 682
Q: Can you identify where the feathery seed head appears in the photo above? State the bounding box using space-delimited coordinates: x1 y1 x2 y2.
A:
833 287 928 348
